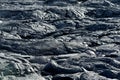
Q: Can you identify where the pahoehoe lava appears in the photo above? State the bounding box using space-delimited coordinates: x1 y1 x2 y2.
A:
0 0 120 80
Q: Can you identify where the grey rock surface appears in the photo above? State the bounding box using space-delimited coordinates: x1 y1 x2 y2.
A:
0 0 120 80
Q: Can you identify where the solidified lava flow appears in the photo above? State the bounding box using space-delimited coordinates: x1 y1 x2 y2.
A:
0 0 120 80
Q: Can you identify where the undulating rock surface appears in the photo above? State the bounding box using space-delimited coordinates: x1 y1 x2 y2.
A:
0 0 120 80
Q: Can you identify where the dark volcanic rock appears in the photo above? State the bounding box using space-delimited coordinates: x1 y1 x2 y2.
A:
0 0 120 80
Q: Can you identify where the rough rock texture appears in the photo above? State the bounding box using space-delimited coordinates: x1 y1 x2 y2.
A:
0 0 120 80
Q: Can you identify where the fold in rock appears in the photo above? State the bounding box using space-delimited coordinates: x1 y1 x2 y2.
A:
42 60 83 75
